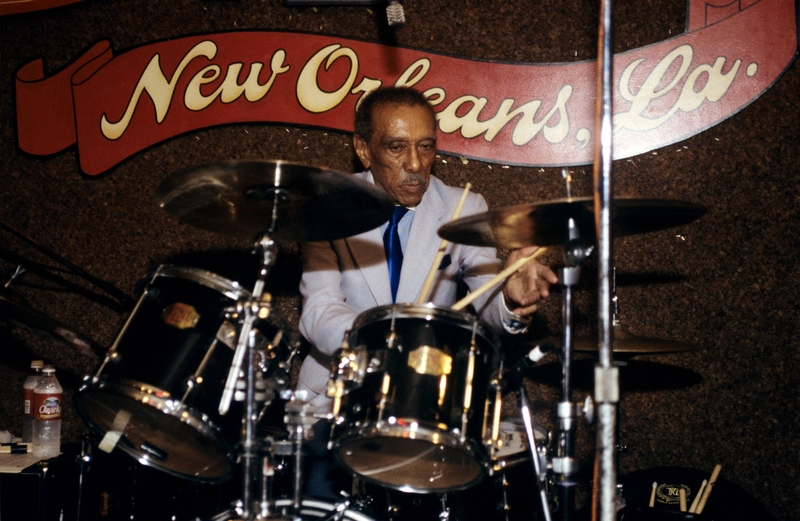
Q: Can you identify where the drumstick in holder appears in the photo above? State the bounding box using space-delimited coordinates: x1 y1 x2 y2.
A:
688 479 707 513
451 248 547 312
417 183 471 304
694 463 722 514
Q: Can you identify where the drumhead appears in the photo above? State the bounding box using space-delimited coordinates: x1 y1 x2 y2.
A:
335 424 485 492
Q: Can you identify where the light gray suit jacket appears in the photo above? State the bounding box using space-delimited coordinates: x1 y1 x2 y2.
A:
296 173 507 410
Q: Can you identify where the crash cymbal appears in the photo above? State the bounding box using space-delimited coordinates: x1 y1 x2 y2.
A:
438 197 706 248
546 323 701 354
158 160 395 242
0 292 103 358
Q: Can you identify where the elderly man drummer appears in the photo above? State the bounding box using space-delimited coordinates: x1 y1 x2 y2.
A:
295 86 557 496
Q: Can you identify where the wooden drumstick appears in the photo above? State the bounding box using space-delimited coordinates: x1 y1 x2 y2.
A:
695 464 722 514
679 487 687 512
417 183 472 304
648 481 657 507
451 247 547 311
688 479 707 513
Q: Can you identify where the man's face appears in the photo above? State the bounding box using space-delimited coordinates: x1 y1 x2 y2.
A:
354 102 436 207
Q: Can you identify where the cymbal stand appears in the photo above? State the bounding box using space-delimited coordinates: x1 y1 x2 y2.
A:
553 218 592 521
215 232 281 521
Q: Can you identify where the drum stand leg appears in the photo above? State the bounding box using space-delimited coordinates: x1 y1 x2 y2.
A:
514 385 553 521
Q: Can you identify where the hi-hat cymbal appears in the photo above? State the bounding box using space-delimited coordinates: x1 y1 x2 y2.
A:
0 292 103 358
438 196 706 248
546 324 701 354
158 160 395 242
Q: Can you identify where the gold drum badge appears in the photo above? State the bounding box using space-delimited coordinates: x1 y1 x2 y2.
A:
162 302 200 329
407 345 452 376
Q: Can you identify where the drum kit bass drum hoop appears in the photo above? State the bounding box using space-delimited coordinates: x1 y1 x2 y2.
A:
65 160 713 521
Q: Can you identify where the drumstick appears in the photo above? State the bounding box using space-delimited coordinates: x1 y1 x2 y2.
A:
688 479 707 513
417 183 472 304
451 247 547 311
679 488 687 512
648 482 657 507
695 464 722 514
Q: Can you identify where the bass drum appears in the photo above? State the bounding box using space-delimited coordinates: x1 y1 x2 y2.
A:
75 265 295 483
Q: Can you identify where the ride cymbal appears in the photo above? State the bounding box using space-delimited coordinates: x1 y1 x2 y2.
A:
438 197 706 248
547 324 701 355
158 160 395 242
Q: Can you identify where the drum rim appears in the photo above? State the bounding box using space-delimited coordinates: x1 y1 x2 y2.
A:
154 264 251 301
349 303 500 352
151 263 300 347
273 498 377 521
75 377 235 481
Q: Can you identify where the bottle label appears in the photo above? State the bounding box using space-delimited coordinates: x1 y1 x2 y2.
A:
24 388 34 415
34 393 62 421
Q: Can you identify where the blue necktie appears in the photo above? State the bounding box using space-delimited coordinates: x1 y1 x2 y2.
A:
384 206 409 303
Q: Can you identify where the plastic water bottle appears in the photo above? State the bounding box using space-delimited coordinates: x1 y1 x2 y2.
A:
22 359 44 443
32 365 62 459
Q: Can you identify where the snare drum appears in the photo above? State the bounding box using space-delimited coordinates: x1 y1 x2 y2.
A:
331 303 500 493
75 265 294 482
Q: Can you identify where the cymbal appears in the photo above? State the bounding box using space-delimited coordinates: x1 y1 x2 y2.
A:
0 292 103 358
157 160 395 242
546 324 701 354
438 196 706 248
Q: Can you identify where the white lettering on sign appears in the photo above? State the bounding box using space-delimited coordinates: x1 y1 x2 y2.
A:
101 41 290 139
614 44 741 132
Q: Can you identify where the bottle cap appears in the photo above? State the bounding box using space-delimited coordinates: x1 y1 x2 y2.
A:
31 360 44 369
42 366 56 376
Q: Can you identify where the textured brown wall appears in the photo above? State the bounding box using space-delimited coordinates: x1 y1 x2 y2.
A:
1 0 798 519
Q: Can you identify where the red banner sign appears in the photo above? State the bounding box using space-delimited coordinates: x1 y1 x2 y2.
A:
0 0 81 16
14 0 797 175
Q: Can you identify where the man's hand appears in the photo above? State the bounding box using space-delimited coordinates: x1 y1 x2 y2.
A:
502 246 559 316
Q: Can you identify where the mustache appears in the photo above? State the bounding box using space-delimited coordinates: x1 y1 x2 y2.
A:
400 173 427 185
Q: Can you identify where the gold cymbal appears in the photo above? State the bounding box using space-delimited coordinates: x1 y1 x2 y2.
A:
158 160 395 242
438 196 706 248
547 324 701 354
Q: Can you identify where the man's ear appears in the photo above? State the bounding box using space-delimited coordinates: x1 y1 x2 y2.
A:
353 134 371 169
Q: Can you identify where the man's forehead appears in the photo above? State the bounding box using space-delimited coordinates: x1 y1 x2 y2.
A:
371 103 436 140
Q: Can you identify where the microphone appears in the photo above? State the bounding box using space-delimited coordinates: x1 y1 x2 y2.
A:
503 342 554 390
386 0 406 28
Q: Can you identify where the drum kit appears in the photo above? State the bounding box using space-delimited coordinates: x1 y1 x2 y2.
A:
0 156 713 520
52 159 706 521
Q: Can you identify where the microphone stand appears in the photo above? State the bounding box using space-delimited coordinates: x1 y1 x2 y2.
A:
0 220 134 308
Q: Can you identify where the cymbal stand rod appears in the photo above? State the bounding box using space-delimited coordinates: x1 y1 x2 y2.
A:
242 323 260 518
217 229 279 520
553 220 588 521
220 232 278 415
593 0 619 517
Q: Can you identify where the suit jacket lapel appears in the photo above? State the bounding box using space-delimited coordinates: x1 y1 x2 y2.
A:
346 171 393 305
396 180 448 304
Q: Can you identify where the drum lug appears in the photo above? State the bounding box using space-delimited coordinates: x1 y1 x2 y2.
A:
461 343 478 441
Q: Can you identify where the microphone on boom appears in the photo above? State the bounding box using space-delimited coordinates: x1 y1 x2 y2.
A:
386 0 406 28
